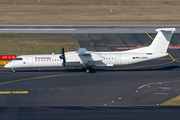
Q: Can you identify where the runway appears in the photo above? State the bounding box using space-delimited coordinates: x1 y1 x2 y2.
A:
0 25 180 119
0 25 180 33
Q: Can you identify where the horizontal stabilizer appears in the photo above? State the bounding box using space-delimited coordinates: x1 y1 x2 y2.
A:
156 28 176 32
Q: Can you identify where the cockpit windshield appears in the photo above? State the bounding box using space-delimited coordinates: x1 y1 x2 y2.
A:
14 58 23 60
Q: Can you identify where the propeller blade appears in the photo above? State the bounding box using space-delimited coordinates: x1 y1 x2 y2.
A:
59 46 66 67
63 57 65 67
62 47 64 55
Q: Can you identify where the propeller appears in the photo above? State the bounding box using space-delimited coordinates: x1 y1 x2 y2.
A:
59 46 66 67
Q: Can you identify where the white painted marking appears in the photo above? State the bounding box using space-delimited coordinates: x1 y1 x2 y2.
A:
137 82 159 89
158 87 171 89
137 81 171 89
155 93 168 95
173 80 180 82
0 29 76 31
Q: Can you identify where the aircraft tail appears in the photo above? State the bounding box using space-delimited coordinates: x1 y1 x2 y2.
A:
147 28 175 54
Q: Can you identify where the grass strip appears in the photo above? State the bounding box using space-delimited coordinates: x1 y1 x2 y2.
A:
0 0 179 25
0 34 78 56
161 95 180 106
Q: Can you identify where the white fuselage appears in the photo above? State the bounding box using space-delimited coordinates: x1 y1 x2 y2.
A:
4 51 167 69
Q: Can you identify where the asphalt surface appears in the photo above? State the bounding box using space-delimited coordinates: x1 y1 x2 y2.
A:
1 106 180 120
0 25 180 119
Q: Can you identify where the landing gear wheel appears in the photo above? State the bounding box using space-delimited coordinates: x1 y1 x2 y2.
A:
86 69 90 73
12 69 16 73
82 63 89 73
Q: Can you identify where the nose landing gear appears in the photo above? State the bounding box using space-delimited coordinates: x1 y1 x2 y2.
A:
11 68 16 73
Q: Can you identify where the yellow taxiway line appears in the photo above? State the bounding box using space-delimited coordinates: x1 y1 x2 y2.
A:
0 72 85 86
0 91 28 94
114 60 174 70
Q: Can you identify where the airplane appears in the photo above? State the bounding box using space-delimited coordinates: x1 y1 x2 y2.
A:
4 28 175 73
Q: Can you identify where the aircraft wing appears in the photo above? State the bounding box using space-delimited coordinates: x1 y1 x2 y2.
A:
77 48 104 61
77 48 91 55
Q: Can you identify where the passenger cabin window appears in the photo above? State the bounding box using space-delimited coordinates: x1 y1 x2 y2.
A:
14 58 23 60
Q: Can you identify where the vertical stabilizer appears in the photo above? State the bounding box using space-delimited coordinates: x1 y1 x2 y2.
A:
147 28 175 54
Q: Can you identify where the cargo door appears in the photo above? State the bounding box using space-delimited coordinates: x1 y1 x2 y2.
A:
116 54 121 65
28 57 33 66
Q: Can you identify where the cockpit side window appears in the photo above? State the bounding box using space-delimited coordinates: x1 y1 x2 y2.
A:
14 58 23 60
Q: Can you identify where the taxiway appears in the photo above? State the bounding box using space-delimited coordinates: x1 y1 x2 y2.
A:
0 25 180 119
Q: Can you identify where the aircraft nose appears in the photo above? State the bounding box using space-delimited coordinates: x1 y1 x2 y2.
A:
4 63 11 68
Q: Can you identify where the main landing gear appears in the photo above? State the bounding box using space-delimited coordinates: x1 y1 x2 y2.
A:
82 64 90 73
86 69 90 73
